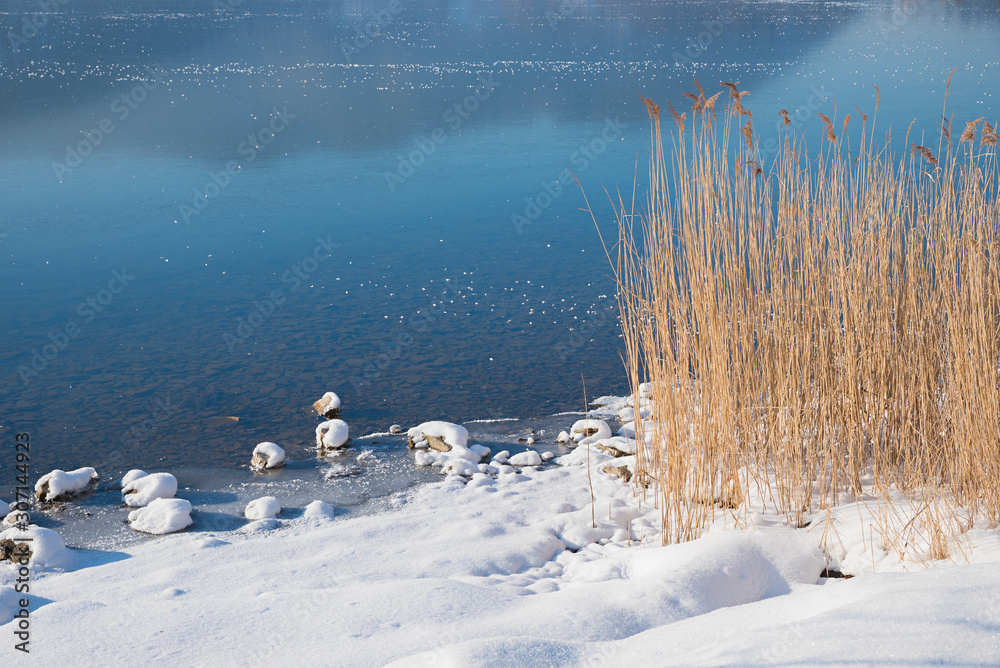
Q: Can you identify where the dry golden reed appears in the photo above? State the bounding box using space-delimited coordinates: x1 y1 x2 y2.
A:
606 81 1000 550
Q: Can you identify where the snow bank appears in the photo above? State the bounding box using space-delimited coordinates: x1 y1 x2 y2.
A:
34 467 98 501
251 442 286 470
0 525 72 570
316 419 350 449
122 472 178 507
245 496 281 520
9 429 1000 667
128 498 192 534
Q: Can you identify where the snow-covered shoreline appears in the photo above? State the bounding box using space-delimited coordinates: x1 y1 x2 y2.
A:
2 396 1000 665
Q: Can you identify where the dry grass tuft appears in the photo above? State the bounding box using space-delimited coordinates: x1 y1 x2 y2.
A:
609 82 1000 551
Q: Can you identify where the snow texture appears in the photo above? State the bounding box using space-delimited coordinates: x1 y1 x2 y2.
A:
245 496 281 520
122 472 178 507
316 419 350 449
128 498 193 535
35 467 98 501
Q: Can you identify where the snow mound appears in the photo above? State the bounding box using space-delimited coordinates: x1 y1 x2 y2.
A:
313 391 341 417
0 525 72 570
239 519 279 534
407 421 469 450
35 467 98 501
301 500 336 521
570 419 612 445
316 419 350 449
128 498 193 535
122 472 178 507
509 451 542 467
121 469 148 487
251 442 286 469
245 496 281 520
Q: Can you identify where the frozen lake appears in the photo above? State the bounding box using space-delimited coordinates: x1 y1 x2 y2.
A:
1 0 997 508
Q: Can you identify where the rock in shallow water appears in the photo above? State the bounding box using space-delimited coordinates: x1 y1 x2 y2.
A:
312 391 342 419
316 419 350 450
122 472 178 507
35 467 98 502
251 442 286 470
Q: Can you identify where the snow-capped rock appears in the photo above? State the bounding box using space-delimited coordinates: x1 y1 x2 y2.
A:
2 511 24 528
556 430 571 444
128 498 193 535
0 525 71 570
251 442 286 470
122 472 178 507
570 419 612 446
389 424 403 434
406 421 469 452
509 450 543 467
121 470 148 487
245 496 281 520
312 391 341 418
35 467 98 502
316 419 350 449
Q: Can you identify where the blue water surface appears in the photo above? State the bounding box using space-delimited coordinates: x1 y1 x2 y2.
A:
1 0 997 483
